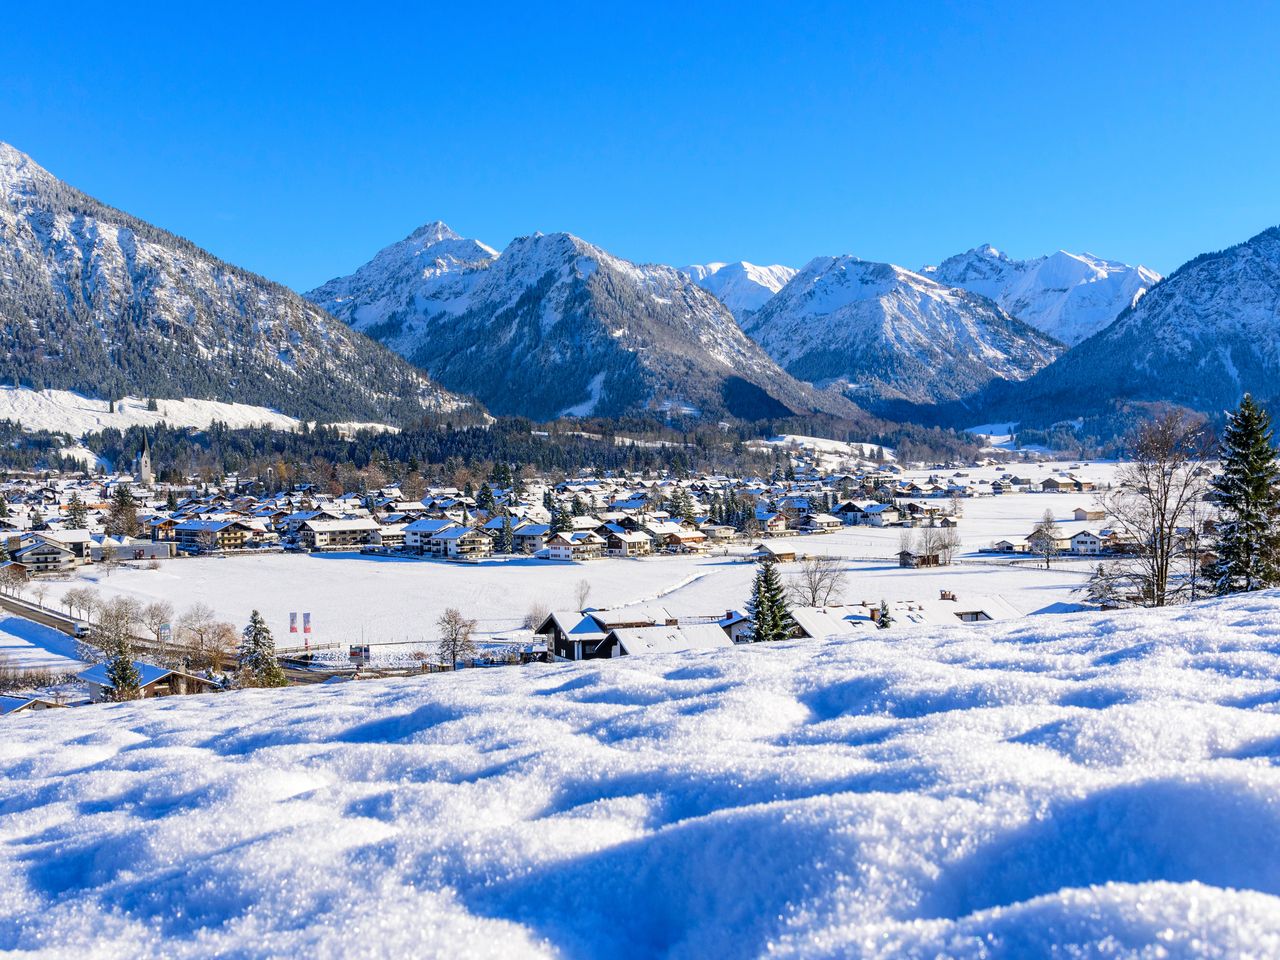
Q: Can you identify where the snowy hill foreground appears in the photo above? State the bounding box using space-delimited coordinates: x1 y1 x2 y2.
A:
4 595 1280 958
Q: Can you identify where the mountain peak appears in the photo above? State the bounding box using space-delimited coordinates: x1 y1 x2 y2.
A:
406 220 461 244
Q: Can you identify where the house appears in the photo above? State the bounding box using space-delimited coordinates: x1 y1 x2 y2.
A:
605 529 653 557
596 624 734 658
434 526 493 560
298 517 381 551
862 503 901 527
546 530 606 562
1069 530 1103 556
755 512 789 534
0 694 67 716
1072 507 1106 522
898 550 941 568
513 523 552 554
662 529 709 554
78 661 222 703
751 542 797 563
536 607 678 660
402 518 459 555
718 609 753 643
13 539 77 574
174 519 255 553
800 512 843 533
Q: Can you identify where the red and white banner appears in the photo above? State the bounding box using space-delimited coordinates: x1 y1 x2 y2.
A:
289 612 298 633
303 612 312 634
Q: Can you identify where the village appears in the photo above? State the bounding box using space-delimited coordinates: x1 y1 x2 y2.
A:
0 434 1205 716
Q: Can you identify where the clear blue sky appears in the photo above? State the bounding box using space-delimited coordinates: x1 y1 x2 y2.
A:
3 2 1278 290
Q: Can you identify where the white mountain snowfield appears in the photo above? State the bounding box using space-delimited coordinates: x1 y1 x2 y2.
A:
744 256 1063 406
2 592 1279 957
923 245 1160 346
681 261 798 318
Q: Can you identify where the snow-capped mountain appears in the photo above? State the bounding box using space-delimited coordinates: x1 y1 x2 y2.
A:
923 245 1160 345
0 142 470 425
995 226 1280 419
743 256 1064 407
310 229 859 422
681 261 797 319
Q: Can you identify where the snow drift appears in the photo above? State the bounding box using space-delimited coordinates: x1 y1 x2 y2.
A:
2 592 1280 958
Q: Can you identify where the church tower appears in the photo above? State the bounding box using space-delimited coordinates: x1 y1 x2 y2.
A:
133 433 155 486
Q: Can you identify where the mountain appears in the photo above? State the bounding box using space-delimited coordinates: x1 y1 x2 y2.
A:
742 256 1064 408
681 261 796 319
980 226 1280 423
0 142 472 425
309 228 860 422
923 245 1160 345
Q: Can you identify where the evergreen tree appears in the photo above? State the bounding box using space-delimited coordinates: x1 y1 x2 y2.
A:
0 496 8 518
105 485 140 537
497 513 515 554
66 492 89 529
238 609 287 687
551 506 573 533
476 482 496 513
571 494 587 517
165 489 179 512
105 649 141 701
877 599 893 629
747 560 793 642
1213 394 1280 594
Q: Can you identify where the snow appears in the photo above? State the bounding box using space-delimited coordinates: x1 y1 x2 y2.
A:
681 261 797 317
0 387 300 436
0 614 85 672
2 591 1279 957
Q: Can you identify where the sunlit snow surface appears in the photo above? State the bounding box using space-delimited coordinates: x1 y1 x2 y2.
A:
3 594 1280 958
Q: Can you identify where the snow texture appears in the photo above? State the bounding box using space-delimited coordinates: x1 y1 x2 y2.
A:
681 261 797 319
2 592 1279 957
923 245 1160 346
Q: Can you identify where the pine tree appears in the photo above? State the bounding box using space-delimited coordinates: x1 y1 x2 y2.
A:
1213 394 1280 594
877 599 893 629
66 492 89 529
497 513 515 554
747 560 793 642
0 497 8 519
105 650 141 701
238 610 287 687
165 489 179 512
105 485 140 538
551 506 572 533
476 482 496 513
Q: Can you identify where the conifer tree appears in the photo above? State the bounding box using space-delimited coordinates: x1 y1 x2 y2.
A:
105 485 140 538
497 513 515 554
0 496 8 518
877 599 893 629
66 492 89 529
747 560 793 642
476 482 496 513
238 609 287 687
551 506 572 533
1213 394 1280 594
166 489 179 512
105 649 141 701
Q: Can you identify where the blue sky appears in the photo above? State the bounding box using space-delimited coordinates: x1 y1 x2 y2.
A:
3 3 1278 289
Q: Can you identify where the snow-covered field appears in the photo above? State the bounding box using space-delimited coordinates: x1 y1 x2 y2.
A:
0 615 84 672
3 592 1279 957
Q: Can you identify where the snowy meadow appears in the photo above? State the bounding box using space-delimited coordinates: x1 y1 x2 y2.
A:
2 592 1279 957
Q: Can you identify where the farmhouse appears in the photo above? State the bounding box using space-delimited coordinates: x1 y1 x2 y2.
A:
78 662 221 703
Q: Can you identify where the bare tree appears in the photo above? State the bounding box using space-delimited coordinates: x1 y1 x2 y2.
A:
919 525 944 559
937 526 962 565
88 596 142 662
436 607 478 669
141 600 175 646
30 581 49 610
1097 410 1212 606
1028 510 1062 569
897 527 919 556
788 555 848 607
523 600 550 630
177 602 234 670
949 491 965 518
574 578 591 611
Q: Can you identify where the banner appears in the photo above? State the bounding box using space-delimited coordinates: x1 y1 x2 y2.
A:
303 612 312 634
289 612 297 633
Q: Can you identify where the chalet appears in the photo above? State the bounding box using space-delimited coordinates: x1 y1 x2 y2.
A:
0 694 66 716
13 539 76 574
898 550 941 569
1069 530 1104 556
605 529 653 557
174 519 255 554
596 624 733 658
546 530 606 562
298 517 381 551
513 523 552 554
862 503 900 527
78 661 221 703
662 529 709 554
402 518 459 555
434 526 493 560
800 512 843 533
41 529 92 562
719 609 753 643
1072 507 1106 522
751 542 797 563
536 607 678 660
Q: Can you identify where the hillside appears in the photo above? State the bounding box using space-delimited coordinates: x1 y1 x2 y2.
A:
971 225 1280 426
4 592 1279 957
744 256 1063 408
310 228 860 422
681 260 797 318
923 245 1159 345
0 143 473 425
